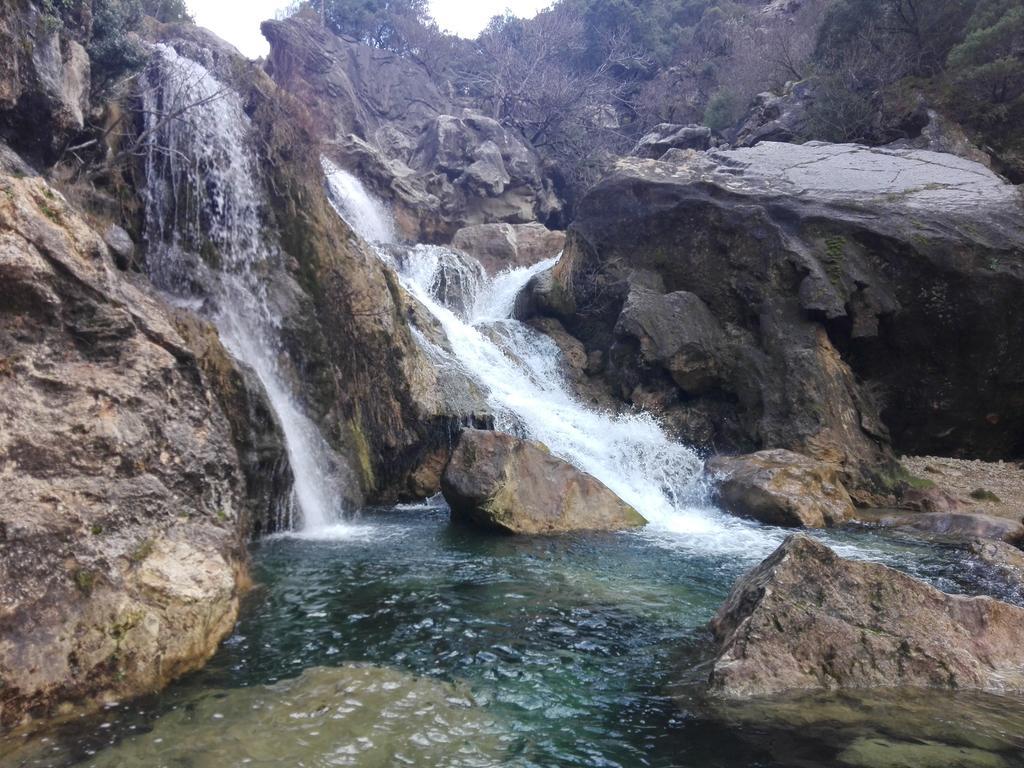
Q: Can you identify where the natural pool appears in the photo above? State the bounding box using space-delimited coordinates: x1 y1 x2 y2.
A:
5 502 1024 768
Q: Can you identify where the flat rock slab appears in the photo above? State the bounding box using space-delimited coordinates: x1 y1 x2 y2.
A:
653 142 1022 221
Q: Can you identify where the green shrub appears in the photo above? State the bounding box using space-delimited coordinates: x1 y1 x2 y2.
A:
970 487 1002 503
702 90 741 133
87 0 148 84
141 0 193 23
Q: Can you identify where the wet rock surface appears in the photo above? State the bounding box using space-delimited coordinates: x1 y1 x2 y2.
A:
0 1 91 163
147 26 494 504
708 450 854 528
441 429 646 534
521 141 1024 498
708 535 1024 698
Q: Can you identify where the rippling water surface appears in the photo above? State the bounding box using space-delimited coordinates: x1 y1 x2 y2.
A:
6 503 1024 768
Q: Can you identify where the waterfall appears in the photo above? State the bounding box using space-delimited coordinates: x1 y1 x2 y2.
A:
320 159 396 244
323 164 775 551
140 45 348 533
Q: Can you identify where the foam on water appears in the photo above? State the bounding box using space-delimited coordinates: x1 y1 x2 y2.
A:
266 523 381 543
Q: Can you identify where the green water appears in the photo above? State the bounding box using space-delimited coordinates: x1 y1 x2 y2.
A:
5 503 1024 767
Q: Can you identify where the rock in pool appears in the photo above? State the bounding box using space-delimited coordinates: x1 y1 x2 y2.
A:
441 429 646 534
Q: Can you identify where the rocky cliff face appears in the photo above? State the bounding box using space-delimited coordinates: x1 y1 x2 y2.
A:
261 12 563 242
521 141 1024 497
0 152 256 729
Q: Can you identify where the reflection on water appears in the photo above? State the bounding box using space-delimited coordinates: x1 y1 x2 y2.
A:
5 505 1024 768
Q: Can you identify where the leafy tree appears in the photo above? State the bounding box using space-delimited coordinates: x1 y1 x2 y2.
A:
292 0 431 51
947 0 1024 108
141 0 193 23
87 0 148 83
702 88 740 131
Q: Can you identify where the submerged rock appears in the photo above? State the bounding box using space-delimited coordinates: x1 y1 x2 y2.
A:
692 686 1024 766
852 509 1024 544
708 450 854 528
441 429 646 534
708 535 1024 698
83 665 507 767
837 737 1006 768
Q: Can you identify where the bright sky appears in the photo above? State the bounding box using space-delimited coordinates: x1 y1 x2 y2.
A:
186 1 551 59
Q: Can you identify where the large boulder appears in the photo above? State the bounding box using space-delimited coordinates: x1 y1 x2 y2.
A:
708 450 854 527
441 430 646 534
886 109 992 168
262 13 563 241
0 164 258 729
520 141 1024 499
707 535 1024 698
732 81 817 148
451 222 565 275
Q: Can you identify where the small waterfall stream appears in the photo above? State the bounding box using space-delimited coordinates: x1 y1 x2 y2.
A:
141 46 347 532
323 164 778 554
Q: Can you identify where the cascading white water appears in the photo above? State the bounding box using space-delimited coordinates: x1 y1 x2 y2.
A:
323 163 782 554
141 45 348 532
320 158 396 244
